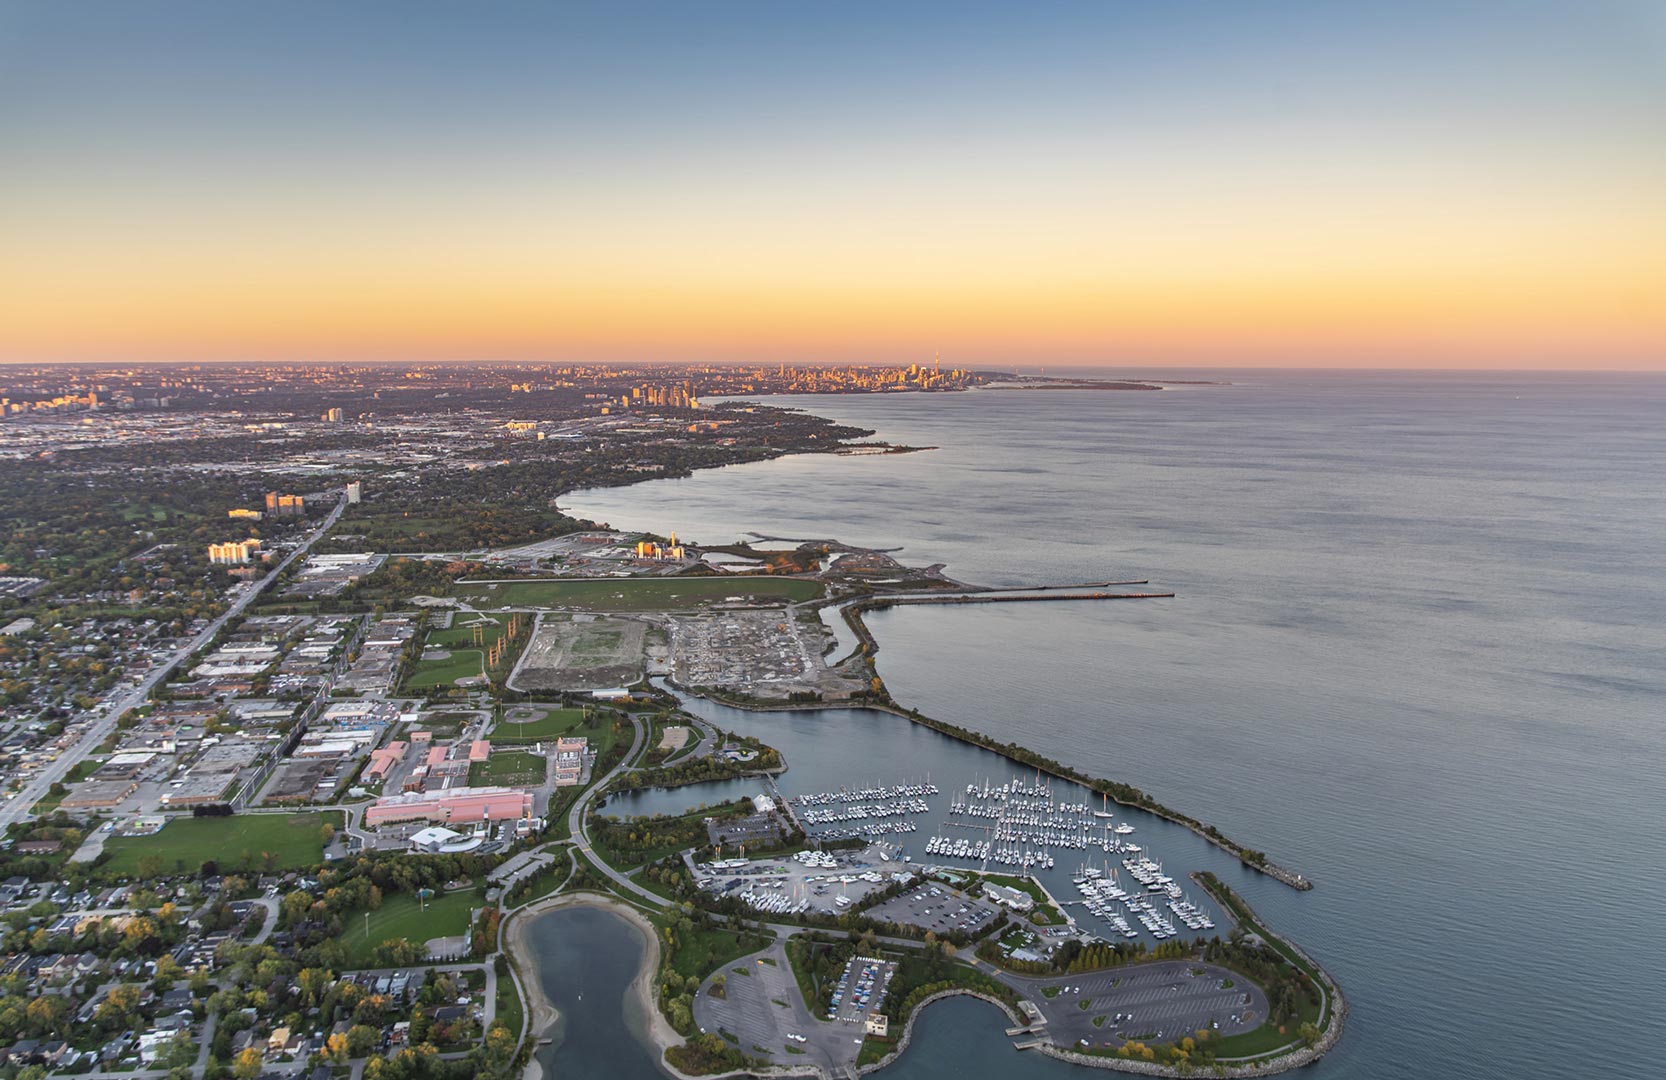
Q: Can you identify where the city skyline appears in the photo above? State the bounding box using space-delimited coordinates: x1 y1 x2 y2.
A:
3 0 1663 369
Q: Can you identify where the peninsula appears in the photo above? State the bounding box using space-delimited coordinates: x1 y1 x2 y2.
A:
0 360 1336 1080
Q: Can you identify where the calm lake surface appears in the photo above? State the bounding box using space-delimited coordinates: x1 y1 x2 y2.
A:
563 371 1666 1080
528 906 665 1080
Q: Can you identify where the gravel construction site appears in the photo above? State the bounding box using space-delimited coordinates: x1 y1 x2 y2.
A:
509 613 644 691
668 609 869 700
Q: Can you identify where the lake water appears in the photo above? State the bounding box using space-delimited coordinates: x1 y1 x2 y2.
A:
527 905 666 1080
563 371 1666 1080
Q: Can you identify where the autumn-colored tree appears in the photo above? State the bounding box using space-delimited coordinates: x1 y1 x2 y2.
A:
232 1047 263 1080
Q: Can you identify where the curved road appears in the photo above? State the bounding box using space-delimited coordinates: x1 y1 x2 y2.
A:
567 711 668 906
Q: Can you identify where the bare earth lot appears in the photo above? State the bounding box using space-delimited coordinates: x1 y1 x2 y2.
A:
510 614 645 691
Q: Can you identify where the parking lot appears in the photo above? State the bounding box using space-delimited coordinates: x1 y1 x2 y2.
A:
827 955 897 1024
692 941 860 1075
691 845 915 917
864 881 1004 937
1014 960 1267 1050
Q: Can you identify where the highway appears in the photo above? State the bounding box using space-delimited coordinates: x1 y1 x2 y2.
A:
0 496 346 831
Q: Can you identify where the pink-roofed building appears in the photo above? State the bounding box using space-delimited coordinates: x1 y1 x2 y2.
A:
426 745 447 767
365 741 409 782
409 730 433 744
363 786 534 827
468 740 491 763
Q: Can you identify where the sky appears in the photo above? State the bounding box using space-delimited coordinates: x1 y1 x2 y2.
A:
2 0 1663 369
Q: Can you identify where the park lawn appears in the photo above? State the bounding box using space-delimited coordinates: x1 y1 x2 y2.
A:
661 922 771 981
103 811 344 876
469 750 546 787
1203 1020 1307 1060
490 706 589 742
454 575 822 611
404 648 485 690
495 965 523 1039
414 711 477 739
340 886 482 969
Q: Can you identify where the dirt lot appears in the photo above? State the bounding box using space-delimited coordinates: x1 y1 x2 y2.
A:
510 613 645 691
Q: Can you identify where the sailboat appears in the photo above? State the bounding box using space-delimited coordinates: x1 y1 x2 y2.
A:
1092 793 1114 820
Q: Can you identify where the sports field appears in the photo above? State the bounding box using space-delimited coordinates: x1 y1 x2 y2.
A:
340 886 480 968
491 705 589 742
103 811 343 875
469 750 546 786
404 648 484 689
455 575 821 611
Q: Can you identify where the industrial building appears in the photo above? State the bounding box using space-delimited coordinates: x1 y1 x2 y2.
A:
363 786 534 827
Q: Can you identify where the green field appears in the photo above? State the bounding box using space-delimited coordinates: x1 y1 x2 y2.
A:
404 615 520 690
428 618 510 649
415 710 479 738
495 962 523 1038
469 750 546 787
103 811 344 876
340 886 481 968
454 575 822 611
491 705 590 742
405 648 486 689
661 922 772 981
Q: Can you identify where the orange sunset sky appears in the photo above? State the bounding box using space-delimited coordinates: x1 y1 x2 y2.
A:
2 1 1663 369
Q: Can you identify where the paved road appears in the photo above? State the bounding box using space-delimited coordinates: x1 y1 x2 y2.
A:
249 896 279 945
567 712 670 907
0 495 347 831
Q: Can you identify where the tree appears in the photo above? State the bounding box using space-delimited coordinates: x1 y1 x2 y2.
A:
232 1047 263 1080
153 954 183 984
166 1033 197 1070
346 1024 379 1057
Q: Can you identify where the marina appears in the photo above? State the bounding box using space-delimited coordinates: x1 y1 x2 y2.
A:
655 690 1240 943
684 760 1221 947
